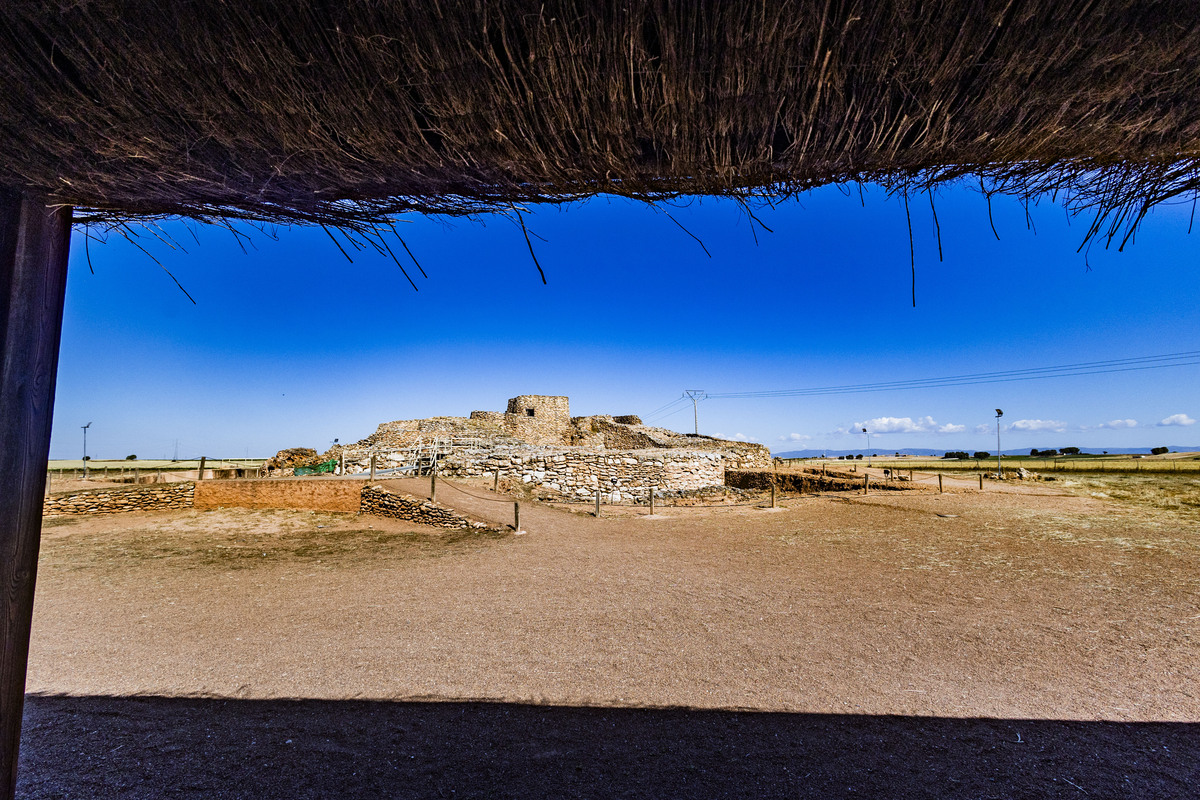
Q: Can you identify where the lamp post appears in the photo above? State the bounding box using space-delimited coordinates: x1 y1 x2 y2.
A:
81 421 91 480
862 427 871 466
995 409 1004 478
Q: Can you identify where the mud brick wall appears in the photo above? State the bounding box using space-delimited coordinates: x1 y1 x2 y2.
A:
193 478 363 512
359 486 497 529
43 483 195 515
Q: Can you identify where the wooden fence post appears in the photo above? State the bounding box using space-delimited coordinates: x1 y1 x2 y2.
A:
863 475 869 495
938 474 943 493
370 455 376 482
514 502 521 532
771 481 777 508
979 474 983 490
196 456 206 481
595 489 601 517
0 191 72 800
649 490 655 515
494 470 500 492
430 470 437 503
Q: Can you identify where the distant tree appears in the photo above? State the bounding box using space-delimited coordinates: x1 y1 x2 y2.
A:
1151 446 1170 455
1030 448 1038 456
942 451 969 459
973 451 990 459
125 454 137 460
855 454 863 460
81 455 90 461
1060 447 1081 455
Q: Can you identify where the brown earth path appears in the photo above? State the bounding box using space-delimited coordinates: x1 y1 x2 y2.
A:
17 480 1200 798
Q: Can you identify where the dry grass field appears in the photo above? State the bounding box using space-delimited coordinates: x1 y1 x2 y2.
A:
19 476 1200 798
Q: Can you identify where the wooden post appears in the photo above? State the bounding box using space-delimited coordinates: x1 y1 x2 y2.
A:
938 474 943 493
979 474 983 490
863 475 869 495
370 454 376 482
134 467 140 485
196 456 206 481
157 468 162 484
493 470 500 492
595 489 601 517
339 450 344 475
770 481 777 508
0 191 72 799
430 470 437 503
513 502 520 532
649 489 655 515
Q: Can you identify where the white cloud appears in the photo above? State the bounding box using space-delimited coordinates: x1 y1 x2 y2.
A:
973 424 992 435
730 432 758 442
854 415 965 435
1097 419 1138 429
1159 413 1196 427
1009 419 1068 433
779 433 811 442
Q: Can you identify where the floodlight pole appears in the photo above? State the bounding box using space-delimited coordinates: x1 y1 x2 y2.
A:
684 389 705 435
862 427 871 466
995 409 1004 478
0 190 72 800
81 422 91 480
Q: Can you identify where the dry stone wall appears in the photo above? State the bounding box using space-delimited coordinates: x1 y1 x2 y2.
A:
435 447 726 502
43 483 195 515
359 485 498 529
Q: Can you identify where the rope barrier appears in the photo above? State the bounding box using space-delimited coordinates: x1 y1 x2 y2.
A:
438 479 518 505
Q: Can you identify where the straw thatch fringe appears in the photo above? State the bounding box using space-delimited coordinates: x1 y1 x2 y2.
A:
2 0 1198 244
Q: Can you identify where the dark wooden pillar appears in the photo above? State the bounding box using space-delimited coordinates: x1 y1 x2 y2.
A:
0 189 71 799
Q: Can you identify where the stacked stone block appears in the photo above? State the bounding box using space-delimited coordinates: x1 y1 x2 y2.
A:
359 486 497 529
43 483 196 516
435 447 726 502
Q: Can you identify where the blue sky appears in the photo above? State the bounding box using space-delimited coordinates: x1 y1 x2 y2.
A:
48 183 1200 460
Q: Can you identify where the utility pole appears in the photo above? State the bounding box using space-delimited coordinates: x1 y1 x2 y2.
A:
684 389 706 435
995 408 1004 478
81 422 91 480
862 427 871 466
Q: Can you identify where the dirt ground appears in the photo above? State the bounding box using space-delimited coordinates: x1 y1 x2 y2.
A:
19 476 1200 798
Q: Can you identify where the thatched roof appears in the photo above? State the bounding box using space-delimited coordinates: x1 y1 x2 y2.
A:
2 1 1199 245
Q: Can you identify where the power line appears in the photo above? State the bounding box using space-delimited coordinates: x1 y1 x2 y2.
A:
703 350 1200 400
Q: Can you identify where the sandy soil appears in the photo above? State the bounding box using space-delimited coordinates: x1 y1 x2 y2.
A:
18 478 1200 798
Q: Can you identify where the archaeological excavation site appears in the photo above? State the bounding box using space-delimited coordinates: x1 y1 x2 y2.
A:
265 394 772 502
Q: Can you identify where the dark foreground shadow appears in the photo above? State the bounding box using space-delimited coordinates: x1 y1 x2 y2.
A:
18 695 1199 799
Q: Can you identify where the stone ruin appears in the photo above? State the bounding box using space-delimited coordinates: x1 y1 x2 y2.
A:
306 394 771 499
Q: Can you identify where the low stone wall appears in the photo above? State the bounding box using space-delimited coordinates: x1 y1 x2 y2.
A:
359 486 497 529
725 469 916 493
194 479 363 512
435 447 725 502
43 483 195 516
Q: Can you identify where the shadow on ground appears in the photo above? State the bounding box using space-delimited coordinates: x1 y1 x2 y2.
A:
19 695 1198 799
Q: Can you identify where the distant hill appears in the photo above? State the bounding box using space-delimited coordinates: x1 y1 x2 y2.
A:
772 446 1200 458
